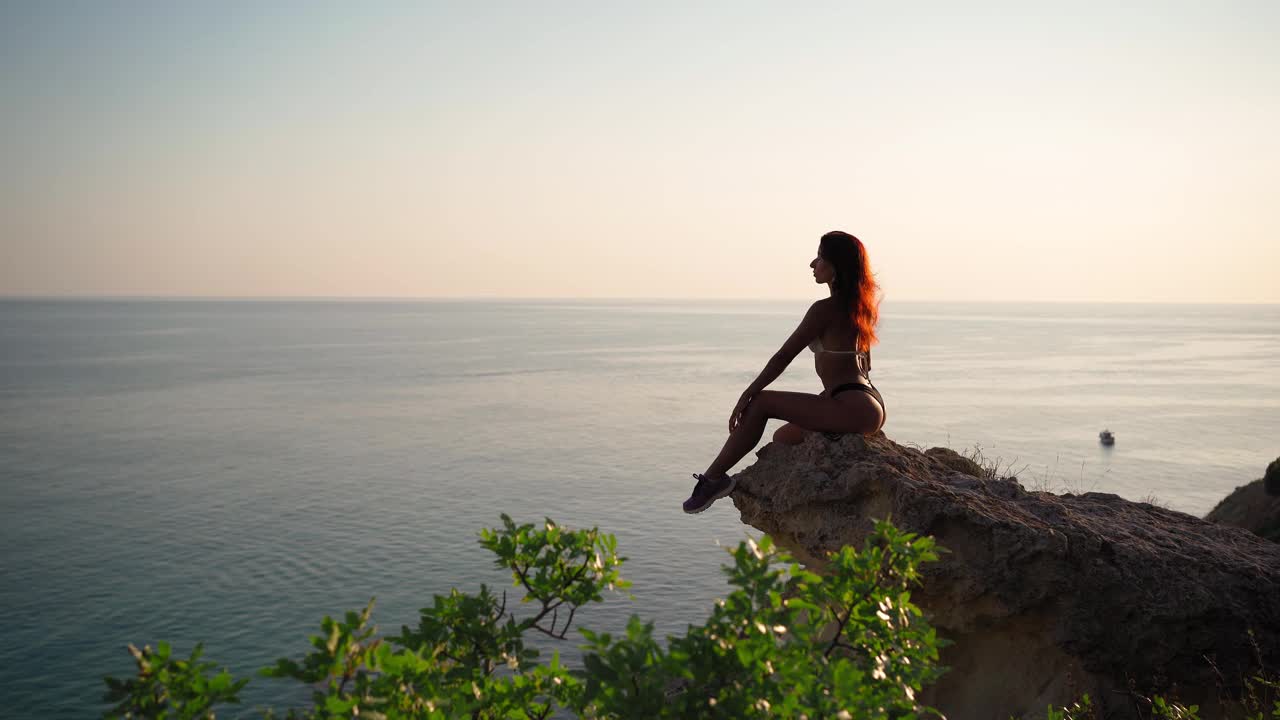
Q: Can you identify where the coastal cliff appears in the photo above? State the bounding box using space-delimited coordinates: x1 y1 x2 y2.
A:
729 433 1280 719
1206 456 1280 542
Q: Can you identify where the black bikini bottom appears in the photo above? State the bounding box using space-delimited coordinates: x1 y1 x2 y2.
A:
824 381 886 439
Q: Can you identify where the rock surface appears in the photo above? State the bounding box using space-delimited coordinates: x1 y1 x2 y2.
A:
730 433 1280 719
1205 456 1280 543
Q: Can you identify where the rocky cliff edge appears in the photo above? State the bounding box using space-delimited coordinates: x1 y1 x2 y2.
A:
1206 456 1280 543
729 433 1280 719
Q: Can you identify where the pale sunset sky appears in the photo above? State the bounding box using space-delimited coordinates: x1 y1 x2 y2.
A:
2 2 1277 302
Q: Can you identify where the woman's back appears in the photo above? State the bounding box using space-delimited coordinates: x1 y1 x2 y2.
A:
809 301 871 389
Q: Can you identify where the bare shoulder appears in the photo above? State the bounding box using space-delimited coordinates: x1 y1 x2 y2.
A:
807 298 836 321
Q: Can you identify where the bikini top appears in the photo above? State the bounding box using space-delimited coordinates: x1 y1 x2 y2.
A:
810 337 872 374
808 338 861 354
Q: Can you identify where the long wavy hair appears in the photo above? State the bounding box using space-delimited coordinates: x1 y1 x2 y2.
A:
819 230 880 352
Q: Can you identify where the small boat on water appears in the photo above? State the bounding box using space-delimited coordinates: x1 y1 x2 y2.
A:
1099 429 1115 446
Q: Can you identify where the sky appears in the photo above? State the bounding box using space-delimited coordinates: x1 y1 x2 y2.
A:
1 1 1277 302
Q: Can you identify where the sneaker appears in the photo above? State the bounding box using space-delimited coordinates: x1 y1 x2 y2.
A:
682 473 737 514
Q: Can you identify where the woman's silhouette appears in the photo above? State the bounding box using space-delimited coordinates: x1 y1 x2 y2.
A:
683 231 885 514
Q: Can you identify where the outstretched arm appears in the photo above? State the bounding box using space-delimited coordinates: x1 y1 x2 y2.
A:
730 301 828 431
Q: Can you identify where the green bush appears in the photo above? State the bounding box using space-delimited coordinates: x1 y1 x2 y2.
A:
102 642 248 719
100 514 1280 719
103 514 945 719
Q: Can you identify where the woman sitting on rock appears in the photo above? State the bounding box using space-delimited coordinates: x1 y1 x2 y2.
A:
682 230 885 514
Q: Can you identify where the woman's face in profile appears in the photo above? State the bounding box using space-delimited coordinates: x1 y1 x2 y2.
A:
811 251 835 284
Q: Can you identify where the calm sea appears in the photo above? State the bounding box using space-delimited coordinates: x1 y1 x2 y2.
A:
2 299 1277 716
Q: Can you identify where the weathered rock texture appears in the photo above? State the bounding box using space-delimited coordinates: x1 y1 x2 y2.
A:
730 433 1280 720
1205 456 1280 543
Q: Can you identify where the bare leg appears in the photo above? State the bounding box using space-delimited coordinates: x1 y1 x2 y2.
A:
703 390 882 479
773 422 808 445
703 401 770 479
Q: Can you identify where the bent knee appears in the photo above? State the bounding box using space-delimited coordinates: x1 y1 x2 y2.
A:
772 422 808 446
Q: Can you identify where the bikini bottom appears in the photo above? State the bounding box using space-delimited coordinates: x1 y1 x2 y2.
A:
823 381 886 439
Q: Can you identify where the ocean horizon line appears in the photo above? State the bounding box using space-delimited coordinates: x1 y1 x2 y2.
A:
1 295 1277 307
